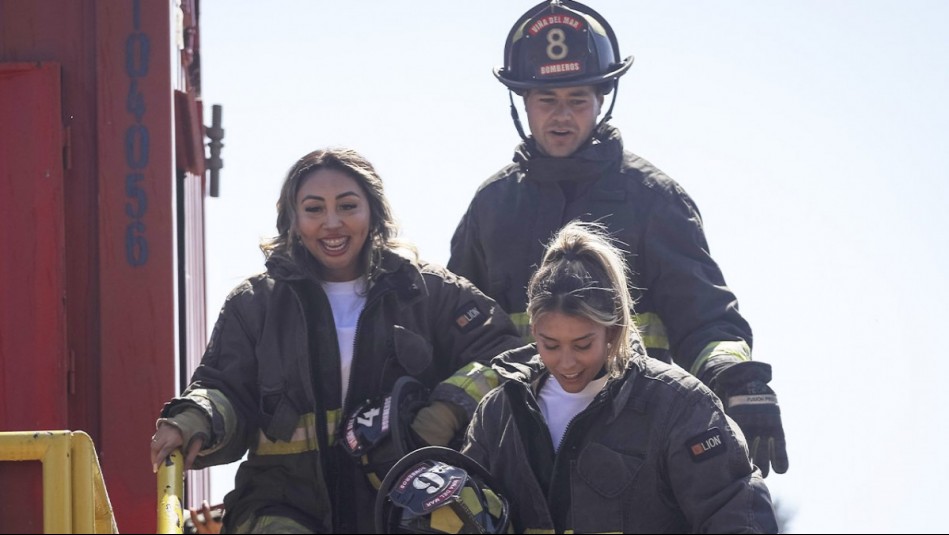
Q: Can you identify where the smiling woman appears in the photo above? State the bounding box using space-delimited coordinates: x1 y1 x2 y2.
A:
286 165 374 282
149 147 523 533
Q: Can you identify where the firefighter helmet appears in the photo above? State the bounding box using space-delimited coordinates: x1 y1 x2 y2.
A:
374 446 511 534
494 0 634 94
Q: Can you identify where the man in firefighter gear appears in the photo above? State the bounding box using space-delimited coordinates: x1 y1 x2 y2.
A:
447 0 788 478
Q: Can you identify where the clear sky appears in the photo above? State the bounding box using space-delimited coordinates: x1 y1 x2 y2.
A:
197 1 949 532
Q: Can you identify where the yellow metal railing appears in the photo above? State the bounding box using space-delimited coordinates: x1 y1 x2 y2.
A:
156 449 184 534
0 430 118 534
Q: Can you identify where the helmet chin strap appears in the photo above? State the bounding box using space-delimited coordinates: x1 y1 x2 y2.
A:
595 79 621 138
508 89 530 143
507 78 622 146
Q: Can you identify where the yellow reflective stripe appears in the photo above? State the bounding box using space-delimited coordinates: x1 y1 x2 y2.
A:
254 410 342 456
326 408 340 445
632 312 669 351
255 412 317 455
510 312 533 342
443 362 501 402
690 340 751 376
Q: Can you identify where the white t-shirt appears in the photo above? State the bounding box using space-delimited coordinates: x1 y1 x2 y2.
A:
538 373 609 452
321 277 367 403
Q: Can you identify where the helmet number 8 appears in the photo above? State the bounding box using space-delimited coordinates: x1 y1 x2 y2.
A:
546 28 568 60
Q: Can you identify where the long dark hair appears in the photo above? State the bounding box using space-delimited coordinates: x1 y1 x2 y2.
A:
260 147 414 279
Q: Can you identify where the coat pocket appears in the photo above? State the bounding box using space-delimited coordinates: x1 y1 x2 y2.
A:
571 442 643 531
392 325 433 376
259 387 300 443
576 441 642 497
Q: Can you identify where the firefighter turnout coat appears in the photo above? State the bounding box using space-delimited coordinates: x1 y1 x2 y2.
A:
161 248 522 532
448 124 753 379
462 346 778 533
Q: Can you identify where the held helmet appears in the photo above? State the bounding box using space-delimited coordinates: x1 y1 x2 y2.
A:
495 0 634 95
375 446 512 534
341 376 430 489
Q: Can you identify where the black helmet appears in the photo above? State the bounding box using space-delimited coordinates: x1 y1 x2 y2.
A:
495 0 634 94
341 376 430 489
375 446 511 534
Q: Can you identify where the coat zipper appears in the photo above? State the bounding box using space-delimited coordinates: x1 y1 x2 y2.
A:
546 384 611 531
340 283 387 421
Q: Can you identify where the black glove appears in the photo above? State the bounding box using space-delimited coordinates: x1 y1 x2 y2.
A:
340 376 430 488
708 361 789 477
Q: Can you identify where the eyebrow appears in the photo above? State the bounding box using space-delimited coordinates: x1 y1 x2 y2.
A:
537 332 595 344
299 191 362 202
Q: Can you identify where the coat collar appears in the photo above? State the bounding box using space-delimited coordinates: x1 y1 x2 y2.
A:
513 123 624 185
493 343 649 423
265 247 427 305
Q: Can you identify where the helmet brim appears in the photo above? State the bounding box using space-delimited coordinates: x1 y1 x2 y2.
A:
494 55 634 92
374 446 509 534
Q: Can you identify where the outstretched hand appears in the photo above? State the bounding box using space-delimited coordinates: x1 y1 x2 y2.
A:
150 422 204 473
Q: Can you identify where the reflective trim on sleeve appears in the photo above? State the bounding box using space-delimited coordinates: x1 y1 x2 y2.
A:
689 340 751 377
728 393 778 407
443 362 501 404
631 312 670 351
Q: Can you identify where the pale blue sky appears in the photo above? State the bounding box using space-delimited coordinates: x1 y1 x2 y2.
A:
197 2 949 532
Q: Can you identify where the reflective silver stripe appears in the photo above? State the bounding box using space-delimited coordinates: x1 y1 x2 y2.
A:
728 394 778 407
690 340 751 377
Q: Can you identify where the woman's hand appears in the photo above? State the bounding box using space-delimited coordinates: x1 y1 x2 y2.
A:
150 421 204 472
